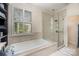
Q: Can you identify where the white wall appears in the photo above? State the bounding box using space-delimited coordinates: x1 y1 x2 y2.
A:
66 3 79 47
67 3 79 16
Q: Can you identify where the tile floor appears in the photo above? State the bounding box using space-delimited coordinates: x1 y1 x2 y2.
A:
50 47 75 56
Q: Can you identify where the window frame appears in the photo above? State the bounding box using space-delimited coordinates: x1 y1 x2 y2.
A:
12 7 32 36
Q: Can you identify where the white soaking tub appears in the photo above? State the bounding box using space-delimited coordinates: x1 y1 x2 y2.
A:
5 39 57 56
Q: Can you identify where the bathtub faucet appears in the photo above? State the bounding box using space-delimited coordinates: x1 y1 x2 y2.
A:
11 46 15 55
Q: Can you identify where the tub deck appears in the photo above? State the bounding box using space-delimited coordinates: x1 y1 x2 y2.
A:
6 39 57 56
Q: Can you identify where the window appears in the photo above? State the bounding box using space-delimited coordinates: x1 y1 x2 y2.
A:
13 7 32 35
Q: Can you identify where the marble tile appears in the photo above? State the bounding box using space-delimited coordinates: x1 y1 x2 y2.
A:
50 47 75 56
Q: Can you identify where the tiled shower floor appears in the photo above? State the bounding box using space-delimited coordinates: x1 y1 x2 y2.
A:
50 47 75 56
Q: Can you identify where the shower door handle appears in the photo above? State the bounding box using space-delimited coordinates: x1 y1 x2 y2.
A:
56 30 63 33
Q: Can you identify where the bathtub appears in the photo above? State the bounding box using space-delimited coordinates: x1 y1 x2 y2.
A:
5 39 57 56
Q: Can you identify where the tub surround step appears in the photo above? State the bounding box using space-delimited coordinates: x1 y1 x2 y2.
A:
16 42 57 56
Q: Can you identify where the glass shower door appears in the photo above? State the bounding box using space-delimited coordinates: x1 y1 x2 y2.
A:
53 15 59 42
42 10 65 49
58 13 64 48
53 10 65 49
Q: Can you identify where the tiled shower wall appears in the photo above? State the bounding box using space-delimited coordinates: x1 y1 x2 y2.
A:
42 12 54 42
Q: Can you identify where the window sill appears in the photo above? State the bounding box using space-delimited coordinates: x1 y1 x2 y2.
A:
11 33 34 37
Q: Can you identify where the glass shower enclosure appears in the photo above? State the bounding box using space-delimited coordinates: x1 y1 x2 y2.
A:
43 10 66 49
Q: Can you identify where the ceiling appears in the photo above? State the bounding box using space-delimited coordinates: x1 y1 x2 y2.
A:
32 3 68 13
